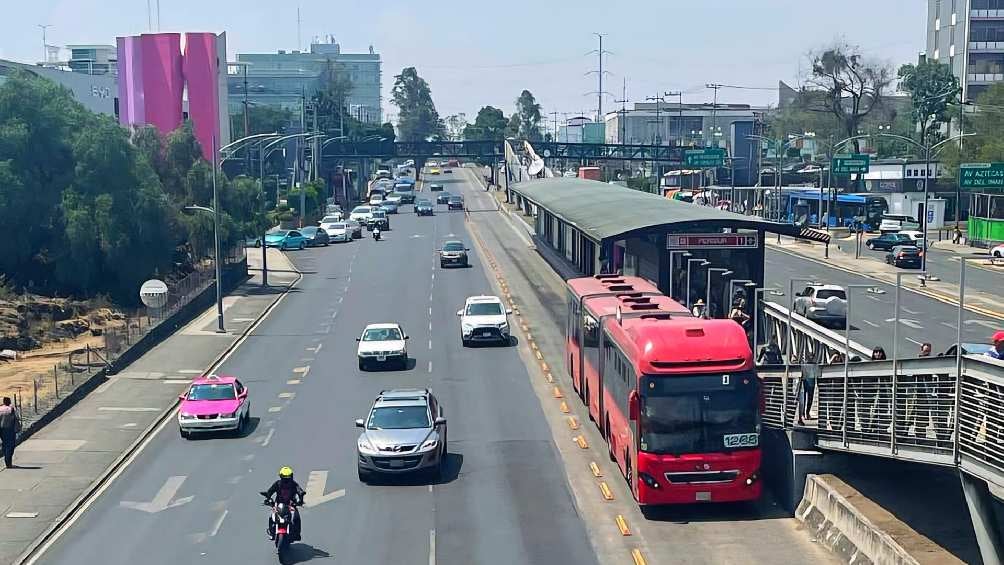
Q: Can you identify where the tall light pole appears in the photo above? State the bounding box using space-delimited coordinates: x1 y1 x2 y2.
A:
787 277 816 373
183 137 225 335
686 259 710 310
841 284 878 445
668 251 691 301
706 268 733 318
37 24 52 63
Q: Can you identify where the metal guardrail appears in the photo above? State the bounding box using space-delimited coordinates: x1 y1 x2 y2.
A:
760 300 873 363
761 354 1004 493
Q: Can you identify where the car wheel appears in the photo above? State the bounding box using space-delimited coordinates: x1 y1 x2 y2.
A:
867 243 874 250
299 241 306 250
280 242 287 250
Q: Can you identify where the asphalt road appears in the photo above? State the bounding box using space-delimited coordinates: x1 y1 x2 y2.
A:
765 247 1003 357
33 177 599 564
855 239 1001 291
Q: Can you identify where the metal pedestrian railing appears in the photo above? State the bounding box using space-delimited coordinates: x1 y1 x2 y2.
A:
761 354 1004 490
759 301 874 364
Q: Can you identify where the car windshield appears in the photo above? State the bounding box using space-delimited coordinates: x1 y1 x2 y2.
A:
367 406 430 429
417 200 431 206
815 289 846 300
187 383 236 401
321 216 340 223
640 373 758 455
443 242 465 251
362 327 402 341
467 302 502 316
270 230 289 237
301 227 317 234
372 211 387 218
352 206 371 214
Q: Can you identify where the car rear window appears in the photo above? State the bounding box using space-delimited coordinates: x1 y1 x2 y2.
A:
816 290 846 300
188 383 236 401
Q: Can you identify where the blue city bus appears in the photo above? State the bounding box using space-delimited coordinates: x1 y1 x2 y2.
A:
784 191 888 231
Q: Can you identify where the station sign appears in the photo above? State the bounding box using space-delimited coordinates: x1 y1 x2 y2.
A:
684 148 726 168
831 154 870 175
666 233 759 249
960 162 1004 189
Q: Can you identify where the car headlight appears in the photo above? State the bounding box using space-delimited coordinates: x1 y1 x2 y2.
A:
498 321 509 329
357 435 377 454
461 322 474 332
221 411 236 418
420 435 439 451
179 412 195 419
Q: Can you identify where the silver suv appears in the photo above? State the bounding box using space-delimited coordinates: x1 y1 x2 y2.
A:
355 389 447 482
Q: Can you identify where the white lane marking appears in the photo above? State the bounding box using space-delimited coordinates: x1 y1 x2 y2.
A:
232 318 257 323
941 321 958 329
268 407 282 413
429 322 433 331
163 380 191 385
260 428 275 447
861 319 879 328
279 392 295 399
177 370 204 374
429 307 433 316
966 319 1001 330
303 470 346 508
428 485 433 493
293 366 311 375
428 340 432 350
69 415 112 421
320 325 331 334
210 509 228 537
902 307 920 315
98 407 160 412
6 512 39 518
884 318 923 329
867 295 883 302
120 476 194 513
120 423 138 429
429 529 436 565
906 337 925 346
94 379 117 394
287 379 301 385
428 361 433 373
337 296 344 304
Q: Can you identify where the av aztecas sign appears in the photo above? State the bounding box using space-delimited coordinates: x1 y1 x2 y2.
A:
960 163 1004 189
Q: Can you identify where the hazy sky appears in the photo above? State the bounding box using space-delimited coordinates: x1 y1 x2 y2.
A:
2 0 926 121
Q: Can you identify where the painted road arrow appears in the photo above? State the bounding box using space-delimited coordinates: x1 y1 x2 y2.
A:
303 470 345 508
120 476 194 513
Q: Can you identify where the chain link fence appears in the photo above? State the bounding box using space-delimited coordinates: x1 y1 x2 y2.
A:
4 245 246 434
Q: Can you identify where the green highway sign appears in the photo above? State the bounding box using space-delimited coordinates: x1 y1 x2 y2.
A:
831 154 870 175
684 148 726 168
960 162 1004 189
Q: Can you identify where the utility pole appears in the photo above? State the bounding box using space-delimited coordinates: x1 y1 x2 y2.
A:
296 5 302 51
299 89 306 227
242 64 250 138
37 24 51 63
646 93 664 145
549 111 560 142
706 83 723 146
587 33 612 123
614 78 629 145
665 90 683 146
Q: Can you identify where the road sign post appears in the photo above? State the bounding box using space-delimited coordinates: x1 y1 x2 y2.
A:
960 162 1004 189
831 154 870 176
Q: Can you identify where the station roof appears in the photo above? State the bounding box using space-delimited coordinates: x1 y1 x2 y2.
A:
510 178 830 244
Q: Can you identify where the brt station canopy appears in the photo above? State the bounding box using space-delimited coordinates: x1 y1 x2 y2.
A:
509 178 830 317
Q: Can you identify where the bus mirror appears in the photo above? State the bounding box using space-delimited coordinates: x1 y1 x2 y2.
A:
628 390 639 421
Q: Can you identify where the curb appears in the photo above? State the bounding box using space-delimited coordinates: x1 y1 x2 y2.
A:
767 243 1004 321
15 259 302 565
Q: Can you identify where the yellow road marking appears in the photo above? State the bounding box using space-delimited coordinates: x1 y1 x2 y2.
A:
529 341 538 350
589 462 603 477
544 372 554 383
575 435 589 449
631 549 647 565
535 350 544 360
559 401 570 413
567 416 580 430
540 362 549 372
552 386 563 398
616 515 631 536
599 482 614 500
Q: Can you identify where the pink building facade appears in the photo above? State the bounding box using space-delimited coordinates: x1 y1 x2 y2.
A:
117 32 230 161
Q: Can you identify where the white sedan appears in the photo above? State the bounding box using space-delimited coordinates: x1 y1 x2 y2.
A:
349 206 374 223
991 243 1004 260
356 323 409 370
319 220 351 243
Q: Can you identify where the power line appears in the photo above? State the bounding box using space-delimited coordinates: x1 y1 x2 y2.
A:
585 33 613 122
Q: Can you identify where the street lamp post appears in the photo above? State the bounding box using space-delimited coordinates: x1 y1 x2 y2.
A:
841 284 878 446
953 256 980 465
706 268 733 318
668 251 692 301
686 259 710 310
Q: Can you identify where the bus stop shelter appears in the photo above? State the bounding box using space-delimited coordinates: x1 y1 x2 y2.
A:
509 178 830 317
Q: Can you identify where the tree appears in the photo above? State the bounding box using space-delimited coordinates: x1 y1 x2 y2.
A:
940 83 1004 177
805 42 894 151
313 60 354 135
897 60 960 146
391 67 444 142
513 90 543 141
463 106 508 141
444 113 468 141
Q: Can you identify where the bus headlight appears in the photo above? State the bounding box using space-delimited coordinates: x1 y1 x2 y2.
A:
746 471 759 486
638 472 661 489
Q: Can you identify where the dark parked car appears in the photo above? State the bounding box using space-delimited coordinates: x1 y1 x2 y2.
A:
447 195 465 210
886 245 922 268
436 191 452 204
439 240 469 268
300 226 330 247
415 199 434 216
429 183 444 191
866 233 913 251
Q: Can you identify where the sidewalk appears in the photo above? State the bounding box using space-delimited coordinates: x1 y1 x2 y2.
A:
767 236 1004 319
0 248 298 564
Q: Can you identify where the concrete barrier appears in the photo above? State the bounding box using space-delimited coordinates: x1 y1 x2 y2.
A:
796 474 964 565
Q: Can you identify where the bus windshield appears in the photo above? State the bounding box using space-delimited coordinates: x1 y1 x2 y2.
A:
639 373 758 455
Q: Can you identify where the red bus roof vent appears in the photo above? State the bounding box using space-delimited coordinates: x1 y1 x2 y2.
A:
619 296 651 304
639 313 674 320
627 303 661 311
685 327 706 337
606 284 634 292
594 274 623 281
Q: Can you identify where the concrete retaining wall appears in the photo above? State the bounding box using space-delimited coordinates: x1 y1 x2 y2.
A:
796 474 964 565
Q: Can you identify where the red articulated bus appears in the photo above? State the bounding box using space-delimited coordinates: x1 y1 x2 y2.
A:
565 274 761 505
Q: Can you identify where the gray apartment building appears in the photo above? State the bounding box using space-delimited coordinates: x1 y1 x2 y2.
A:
229 37 382 123
928 0 1004 101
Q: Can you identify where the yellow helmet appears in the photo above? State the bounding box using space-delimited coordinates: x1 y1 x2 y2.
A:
278 466 294 479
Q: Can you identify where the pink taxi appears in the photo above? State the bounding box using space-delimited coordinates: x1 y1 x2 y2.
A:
177 374 251 439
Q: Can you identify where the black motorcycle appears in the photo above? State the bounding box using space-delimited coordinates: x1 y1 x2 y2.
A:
261 494 297 564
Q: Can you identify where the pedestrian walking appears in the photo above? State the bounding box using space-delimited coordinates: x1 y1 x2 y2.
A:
907 342 934 442
0 396 21 469
862 347 889 436
953 225 963 245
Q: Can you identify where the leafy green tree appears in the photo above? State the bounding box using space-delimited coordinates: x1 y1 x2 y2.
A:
940 83 1004 177
463 106 508 141
805 42 894 152
898 60 959 146
164 123 204 199
444 113 468 141
391 67 444 141
313 60 354 134
513 90 543 140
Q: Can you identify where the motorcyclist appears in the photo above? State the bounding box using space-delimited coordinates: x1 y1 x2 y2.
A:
373 226 381 240
262 466 306 541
